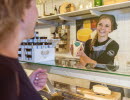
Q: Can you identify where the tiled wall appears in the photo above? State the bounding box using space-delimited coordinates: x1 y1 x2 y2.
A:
36 2 130 71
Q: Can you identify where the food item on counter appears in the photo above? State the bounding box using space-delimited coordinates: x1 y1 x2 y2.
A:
59 2 75 14
93 85 111 95
77 86 121 100
48 96 64 100
77 28 92 42
84 91 121 100
61 91 88 100
72 41 83 57
77 87 94 95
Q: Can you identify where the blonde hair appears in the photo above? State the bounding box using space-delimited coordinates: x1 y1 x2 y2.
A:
0 0 31 38
90 14 117 51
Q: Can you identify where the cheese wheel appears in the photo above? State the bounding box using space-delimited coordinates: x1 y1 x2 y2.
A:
77 28 92 42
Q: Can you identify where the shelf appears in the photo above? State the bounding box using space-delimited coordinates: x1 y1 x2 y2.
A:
22 61 130 88
38 1 130 22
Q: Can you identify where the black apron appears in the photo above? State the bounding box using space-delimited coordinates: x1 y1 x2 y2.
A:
90 39 113 64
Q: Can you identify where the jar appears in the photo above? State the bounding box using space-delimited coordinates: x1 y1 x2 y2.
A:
94 0 103 7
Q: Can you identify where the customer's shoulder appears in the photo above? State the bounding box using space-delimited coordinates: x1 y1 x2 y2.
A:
0 63 15 78
0 58 16 73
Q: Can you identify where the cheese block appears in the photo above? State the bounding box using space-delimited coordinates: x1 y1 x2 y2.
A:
72 41 83 57
84 91 121 100
77 87 121 100
77 87 94 95
93 85 111 95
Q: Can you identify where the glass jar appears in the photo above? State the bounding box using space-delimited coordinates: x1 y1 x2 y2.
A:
94 0 102 7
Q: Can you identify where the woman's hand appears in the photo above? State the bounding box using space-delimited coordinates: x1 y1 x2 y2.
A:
76 46 86 57
76 46 97 67
29 68 47 91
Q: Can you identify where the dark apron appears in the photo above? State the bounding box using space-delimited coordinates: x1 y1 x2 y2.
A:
89 39 124 98
90 39 113 63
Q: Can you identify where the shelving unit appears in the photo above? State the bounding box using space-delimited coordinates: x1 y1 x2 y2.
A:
38 1 130 23
22 62 130 89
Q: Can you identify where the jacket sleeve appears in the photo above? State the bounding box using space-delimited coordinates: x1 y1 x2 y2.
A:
0 65 18 100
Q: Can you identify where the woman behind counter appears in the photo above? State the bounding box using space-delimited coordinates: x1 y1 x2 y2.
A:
77 14 124 98
77 14 119 66
0 0 47 100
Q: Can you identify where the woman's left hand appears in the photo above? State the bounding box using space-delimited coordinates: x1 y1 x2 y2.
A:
29 68 47 91
76 46 86 57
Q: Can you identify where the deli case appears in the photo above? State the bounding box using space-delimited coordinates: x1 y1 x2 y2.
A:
22 57 130 100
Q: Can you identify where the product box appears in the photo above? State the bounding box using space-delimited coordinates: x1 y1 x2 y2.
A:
103 0 116 5
20 48 55 63
103 0 129 5
115 0 129 3
32 48 55 62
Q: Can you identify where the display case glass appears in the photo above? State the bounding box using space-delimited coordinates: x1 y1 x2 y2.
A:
22 57 130 77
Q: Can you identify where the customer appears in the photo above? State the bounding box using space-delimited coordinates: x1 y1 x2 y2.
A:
0 0 47 100
76 14 124 98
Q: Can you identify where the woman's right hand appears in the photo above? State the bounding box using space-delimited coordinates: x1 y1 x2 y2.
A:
76 46 85 57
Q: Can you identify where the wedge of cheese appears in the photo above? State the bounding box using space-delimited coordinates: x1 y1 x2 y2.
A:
93 85 111 95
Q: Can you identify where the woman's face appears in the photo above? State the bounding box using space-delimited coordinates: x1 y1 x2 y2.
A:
96 18 112 37
22 0 38 39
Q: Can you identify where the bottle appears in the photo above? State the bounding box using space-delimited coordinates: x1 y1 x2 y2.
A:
94 0 102 7
54 5 57 15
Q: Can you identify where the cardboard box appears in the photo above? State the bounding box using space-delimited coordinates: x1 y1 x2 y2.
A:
103 0 129 5
19 48 55 63
115 0 129 3
103 0 116 5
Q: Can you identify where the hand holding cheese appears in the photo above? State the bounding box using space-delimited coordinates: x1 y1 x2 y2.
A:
71 41 83 57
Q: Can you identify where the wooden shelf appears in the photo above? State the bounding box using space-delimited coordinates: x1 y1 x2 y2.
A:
38 1 130 22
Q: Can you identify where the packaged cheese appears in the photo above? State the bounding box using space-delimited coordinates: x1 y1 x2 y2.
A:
72 41 83 57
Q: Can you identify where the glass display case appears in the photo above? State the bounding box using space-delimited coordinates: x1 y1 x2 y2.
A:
22 59 130 100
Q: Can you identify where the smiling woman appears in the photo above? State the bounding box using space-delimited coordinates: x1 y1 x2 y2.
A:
77 14 119 65
76 14 124 98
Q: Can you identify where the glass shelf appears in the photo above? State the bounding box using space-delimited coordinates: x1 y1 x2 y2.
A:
21 57 130 77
